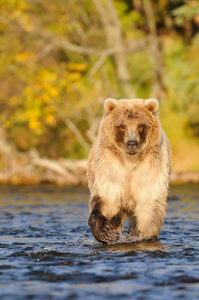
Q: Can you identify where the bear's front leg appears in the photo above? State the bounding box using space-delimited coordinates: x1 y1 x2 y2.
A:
88 196 121 244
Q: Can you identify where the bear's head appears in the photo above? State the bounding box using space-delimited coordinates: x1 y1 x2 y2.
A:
100 98 161 156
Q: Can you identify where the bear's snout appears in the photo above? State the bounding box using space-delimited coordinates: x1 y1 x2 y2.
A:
127 140 138 152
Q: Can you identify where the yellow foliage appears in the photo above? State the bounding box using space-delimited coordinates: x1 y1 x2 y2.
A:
45 105 57 114
48 87 58 98
24 86 33 98
10 96 20 106
41 94 50 103
67 72 81 81
45 115 56 126
38 70 57 83
4 120 11 128
67 63 86 72
25 109 40 120
14 9 33 32
15 52 34 63
28 119 41 131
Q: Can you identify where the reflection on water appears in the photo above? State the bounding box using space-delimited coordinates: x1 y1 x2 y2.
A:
0 184 199 299
97 240 164 253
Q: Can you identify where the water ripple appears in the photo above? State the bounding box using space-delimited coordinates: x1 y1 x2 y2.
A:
0 184 198 299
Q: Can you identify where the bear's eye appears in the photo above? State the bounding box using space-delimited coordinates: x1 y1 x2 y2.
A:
138 124 145 131
118 124 126 130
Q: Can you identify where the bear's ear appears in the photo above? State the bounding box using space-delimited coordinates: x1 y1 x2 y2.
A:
104 98 118 114
145 98 159 114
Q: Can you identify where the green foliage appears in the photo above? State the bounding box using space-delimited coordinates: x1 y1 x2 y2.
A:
165 33 199 138
172 2 199 25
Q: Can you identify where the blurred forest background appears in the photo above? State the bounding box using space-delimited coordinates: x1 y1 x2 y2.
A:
0 0 199 184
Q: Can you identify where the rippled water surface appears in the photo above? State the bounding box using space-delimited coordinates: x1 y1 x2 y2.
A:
0 184 199 300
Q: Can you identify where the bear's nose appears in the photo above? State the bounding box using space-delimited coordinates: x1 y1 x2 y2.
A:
127 140 138 151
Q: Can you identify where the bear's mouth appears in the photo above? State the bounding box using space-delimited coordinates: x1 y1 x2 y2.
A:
127 151 137 156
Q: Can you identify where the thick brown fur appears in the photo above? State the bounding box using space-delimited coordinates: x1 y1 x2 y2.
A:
87 98 171 244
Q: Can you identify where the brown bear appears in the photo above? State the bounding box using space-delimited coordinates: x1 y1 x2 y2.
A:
87 98 171 244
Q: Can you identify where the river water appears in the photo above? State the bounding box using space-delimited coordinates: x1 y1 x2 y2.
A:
0 184 199 300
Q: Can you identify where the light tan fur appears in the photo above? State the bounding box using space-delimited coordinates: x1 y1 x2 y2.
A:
87 98 170 242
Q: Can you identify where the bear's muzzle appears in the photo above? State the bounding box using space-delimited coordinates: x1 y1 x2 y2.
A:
127 140 138 153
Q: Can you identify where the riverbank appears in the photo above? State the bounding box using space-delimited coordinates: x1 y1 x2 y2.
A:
0 154 199 186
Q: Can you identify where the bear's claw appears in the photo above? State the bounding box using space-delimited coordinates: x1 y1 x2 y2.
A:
88 210 120 244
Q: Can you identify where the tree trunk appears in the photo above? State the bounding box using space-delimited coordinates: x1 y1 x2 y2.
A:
93 0 135 97
142 0 166 101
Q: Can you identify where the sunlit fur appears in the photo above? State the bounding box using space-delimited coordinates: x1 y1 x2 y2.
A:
87 98 171 241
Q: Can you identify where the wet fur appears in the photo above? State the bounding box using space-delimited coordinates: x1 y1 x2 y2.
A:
87 98 171 244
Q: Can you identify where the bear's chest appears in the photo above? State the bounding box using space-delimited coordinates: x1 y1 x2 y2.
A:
123 159 160 199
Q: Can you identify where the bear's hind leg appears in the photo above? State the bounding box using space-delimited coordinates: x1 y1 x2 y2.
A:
135 205 165 240
127 215 138 236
